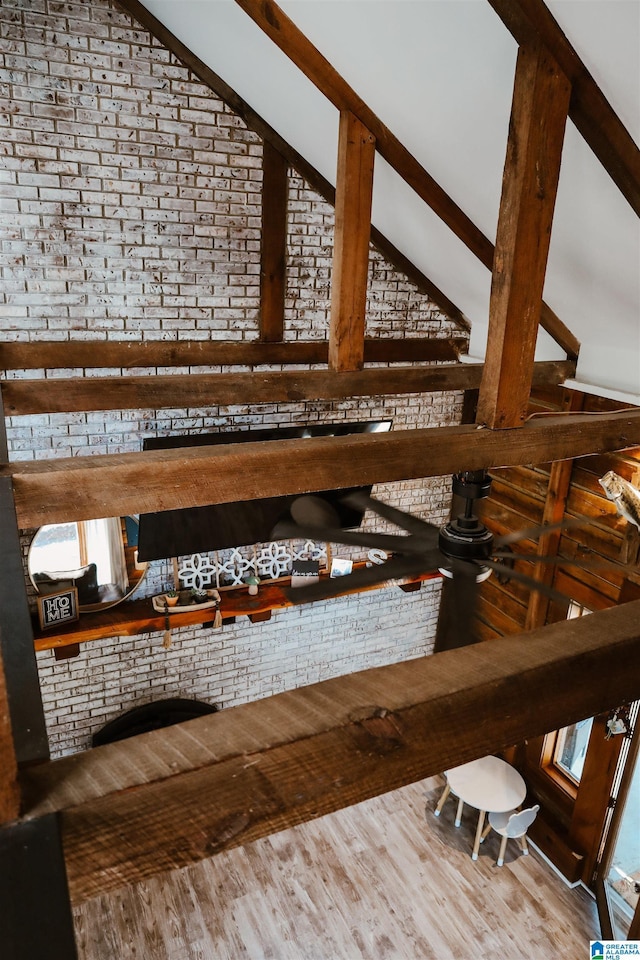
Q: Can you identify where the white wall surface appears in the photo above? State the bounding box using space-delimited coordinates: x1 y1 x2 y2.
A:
143 0 640 397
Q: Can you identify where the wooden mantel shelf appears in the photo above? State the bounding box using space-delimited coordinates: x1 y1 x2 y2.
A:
33 569 443 653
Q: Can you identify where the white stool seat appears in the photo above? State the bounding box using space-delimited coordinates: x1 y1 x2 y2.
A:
487 810 513 832
481 805 540 866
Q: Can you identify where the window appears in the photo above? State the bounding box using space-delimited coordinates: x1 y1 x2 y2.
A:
567 599 591 620
552 718 595 783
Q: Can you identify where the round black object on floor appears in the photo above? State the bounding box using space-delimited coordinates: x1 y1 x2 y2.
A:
92 698 218 746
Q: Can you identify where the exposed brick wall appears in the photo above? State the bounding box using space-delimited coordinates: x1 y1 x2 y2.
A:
1 0 467 757
37 582 442 757
286 172 452 340
1 0 261 342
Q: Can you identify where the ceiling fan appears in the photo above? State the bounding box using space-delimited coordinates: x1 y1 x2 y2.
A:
271 470 610 651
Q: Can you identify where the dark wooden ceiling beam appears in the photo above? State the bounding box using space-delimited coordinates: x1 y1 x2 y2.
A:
5 404 640 530
259 141 288 342
232 0 579 360
0 816 78 956
0 338 466 372
20 600 640 901
488 0 640 218
329 111 376 372
2 360 573 417
0 360 49 772
477 42 571 428
0 390 20 822
0 476 49 766
0 655 18 825
114 0 468 331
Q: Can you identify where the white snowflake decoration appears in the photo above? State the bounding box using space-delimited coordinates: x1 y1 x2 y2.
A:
292 539 328 564
254 541 291 579
178 554 217 591
176 539 330 591
217 547 255 587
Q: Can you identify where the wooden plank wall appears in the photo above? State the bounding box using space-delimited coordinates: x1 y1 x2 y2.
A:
475 387 640 639
474 385 640 884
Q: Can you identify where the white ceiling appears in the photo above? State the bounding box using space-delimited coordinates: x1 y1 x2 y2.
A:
142 0 640 399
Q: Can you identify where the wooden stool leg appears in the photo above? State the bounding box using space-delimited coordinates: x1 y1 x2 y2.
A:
455 796 464 827
434 783 450 817
520 836 529 856
497 834 508 866
480 821 492 844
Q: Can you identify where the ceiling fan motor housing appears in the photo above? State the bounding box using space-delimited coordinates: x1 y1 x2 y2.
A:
452 470 492 501
438 470 495 561
439 516 494 561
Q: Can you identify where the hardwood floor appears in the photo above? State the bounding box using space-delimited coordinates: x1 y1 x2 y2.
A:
73 776 599 959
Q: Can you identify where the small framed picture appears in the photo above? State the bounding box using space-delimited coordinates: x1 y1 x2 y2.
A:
290 559 320 589
37 587 80 631
330 558 353 578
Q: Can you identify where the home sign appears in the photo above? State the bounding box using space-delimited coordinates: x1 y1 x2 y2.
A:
37 587 80 631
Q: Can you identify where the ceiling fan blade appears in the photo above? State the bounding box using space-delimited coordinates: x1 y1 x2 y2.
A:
290 495 341 527
284 553 441 605
436 559 481 652
481 558 572 605
271 519 425 555
340 491 441 542
494 517 584 548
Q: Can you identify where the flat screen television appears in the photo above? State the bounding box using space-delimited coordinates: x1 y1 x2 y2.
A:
137 420 392 561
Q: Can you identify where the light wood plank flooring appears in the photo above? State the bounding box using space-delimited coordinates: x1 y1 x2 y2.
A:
73 776 599 959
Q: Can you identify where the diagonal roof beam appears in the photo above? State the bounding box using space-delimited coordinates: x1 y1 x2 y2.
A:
233 0 579 360
233 0 492 259
488 0 640 218
477 41 571 428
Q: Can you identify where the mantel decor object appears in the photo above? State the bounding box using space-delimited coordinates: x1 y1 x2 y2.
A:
244 576 260 596
152 589 220 615
330 557 353 578
37 586 79 631
28 515 147 614
290 559 320 589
